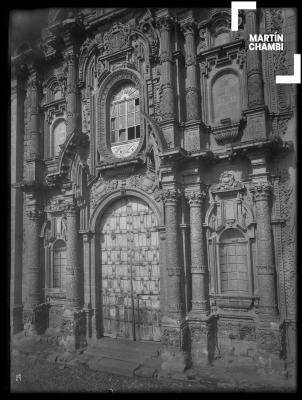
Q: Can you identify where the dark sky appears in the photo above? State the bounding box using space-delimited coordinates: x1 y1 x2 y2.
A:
9 9 50 54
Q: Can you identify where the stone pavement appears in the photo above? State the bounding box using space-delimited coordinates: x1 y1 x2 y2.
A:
11 333 296 392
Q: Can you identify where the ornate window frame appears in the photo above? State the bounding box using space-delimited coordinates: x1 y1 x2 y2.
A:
205 172 257 312
42 215 67 301
51 239 67 289
214 226 253 296
97 68 146 164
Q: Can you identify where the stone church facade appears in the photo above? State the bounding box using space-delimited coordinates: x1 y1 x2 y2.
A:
11 8 296 375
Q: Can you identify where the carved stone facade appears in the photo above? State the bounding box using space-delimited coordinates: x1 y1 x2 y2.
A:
11 7 296 378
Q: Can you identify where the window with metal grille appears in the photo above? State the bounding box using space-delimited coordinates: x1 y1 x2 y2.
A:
53 240 66 289
110 84 140 144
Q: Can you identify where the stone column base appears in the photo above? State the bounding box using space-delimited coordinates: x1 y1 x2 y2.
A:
60 308 87 352
188 314 215 367
183 120 206 151
159 317 190 375
280 320 296 380
22 308 36 336
255 321 284 374
84 308 99 346
11 304 23 334
22 303 50 336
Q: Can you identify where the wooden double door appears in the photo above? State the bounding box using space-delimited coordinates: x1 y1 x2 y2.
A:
99 196 161 341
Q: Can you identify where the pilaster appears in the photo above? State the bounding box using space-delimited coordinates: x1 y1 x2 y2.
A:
249 153 280 363
159 186 189 374
157 14 179 148
245 10 264 108
180 20 199 122
161 188 184 321
64 50 79 137
11 73 26 334
25 66 44 183
61 203 86 351
242 10 268 142
23 205 44 335
185 190 208 316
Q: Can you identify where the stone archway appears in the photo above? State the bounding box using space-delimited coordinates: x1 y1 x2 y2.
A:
97 195 161 342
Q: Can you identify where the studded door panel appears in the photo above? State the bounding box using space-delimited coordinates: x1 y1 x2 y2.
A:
99 196 160 341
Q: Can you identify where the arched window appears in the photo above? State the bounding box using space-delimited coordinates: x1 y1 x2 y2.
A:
54 88 62 101
110 83 140 158
211 72 241 124
214 30 230 46
219 228 249 294
52 240 66 289
52 120 67 157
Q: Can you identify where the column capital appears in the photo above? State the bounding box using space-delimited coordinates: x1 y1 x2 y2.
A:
179 20 197 36
156 15 174 32
63 49 79 64
28 69 42 89
64 202 80 215
161 188 181 204
250 182 273 201
185 190 206 206
245 8 257 17
256 265 275 275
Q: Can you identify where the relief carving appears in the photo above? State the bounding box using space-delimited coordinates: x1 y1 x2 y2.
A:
90 169 160 210
102 23 131 55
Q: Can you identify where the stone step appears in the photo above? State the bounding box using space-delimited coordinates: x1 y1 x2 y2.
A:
87 357 141 377
84 338 160 364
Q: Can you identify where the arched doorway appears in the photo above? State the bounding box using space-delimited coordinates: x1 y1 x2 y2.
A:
98 196 160 341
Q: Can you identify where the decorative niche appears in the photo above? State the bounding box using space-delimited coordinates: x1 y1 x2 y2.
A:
197 8 245 53
198 38 247 146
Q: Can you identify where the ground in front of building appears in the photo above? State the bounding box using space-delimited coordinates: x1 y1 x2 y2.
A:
10 335 296 393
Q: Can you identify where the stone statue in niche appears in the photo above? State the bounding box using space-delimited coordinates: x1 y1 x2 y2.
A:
61 216 67 241
197 26 208 54
139 17 159 59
